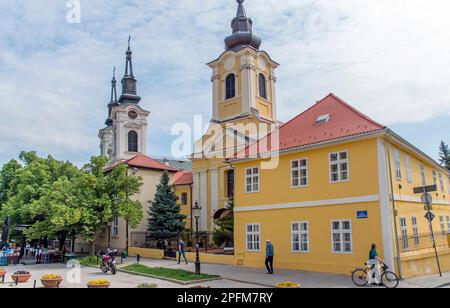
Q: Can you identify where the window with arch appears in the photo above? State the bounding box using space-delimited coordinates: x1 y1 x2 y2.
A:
225 74 236 100
128 130 138 152
259 73 267 99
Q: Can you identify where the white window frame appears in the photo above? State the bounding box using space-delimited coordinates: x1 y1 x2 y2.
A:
420 164 426 186
112 217 119 238
245 167 260 193
331 219 353 254
439 215 446 236
432 170 438 186
400 217 409 250
291 158 309 188
412 216 419 246
438 173 445 193
329 151 350 183
446 216 450 234
393 148 402 181
404 154 412 184
291 221 310 253
246 224 261 252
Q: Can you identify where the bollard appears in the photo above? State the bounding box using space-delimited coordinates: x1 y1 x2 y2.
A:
137 254 140 265
33 280 36 289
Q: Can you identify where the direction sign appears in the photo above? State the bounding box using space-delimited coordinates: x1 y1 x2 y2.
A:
413 185 437 194
421 193 433 205
424 211 435 222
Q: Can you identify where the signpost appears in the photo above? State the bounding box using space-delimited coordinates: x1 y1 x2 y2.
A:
413 186 442 277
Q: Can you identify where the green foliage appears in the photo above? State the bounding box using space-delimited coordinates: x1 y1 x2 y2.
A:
213 198 234 247
79 256 100 266
439 141 450 171
147 172 186 245
0 152 144 246
122 264 219 282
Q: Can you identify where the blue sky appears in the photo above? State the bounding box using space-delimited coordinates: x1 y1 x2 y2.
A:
0 0 449 166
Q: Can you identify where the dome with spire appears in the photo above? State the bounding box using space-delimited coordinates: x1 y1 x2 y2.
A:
224 0 262 52
119 36 141 104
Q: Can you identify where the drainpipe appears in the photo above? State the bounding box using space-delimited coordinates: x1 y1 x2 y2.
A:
385 134 404 279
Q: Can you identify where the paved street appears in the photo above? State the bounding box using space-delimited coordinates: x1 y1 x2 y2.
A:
0 257 448 288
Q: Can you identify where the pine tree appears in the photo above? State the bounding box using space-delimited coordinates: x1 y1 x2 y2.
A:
147 172 186 249
438 141 450 170
213 198 234 247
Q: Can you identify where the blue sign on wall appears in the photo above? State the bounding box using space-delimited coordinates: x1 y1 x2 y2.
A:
357 211 368 219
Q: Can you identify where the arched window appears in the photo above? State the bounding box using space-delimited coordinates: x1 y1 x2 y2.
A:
259 73 267 99
225 74 236 100
128 130 138 152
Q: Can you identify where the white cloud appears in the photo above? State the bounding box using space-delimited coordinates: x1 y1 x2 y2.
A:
0 0 449 165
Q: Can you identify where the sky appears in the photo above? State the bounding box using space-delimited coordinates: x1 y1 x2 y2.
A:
0 0 449 167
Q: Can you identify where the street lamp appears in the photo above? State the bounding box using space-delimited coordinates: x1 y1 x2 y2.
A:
192 201 202 275
107 221 113 249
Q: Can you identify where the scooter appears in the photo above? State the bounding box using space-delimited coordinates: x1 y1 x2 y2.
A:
99 249 117 275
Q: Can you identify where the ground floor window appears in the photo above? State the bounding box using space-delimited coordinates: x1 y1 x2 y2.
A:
400 217 408 250
292 222 309 253
447 216 450 234
412 217 419 246
331 220 352 253
439 216 446 236
112 217 119 238
246 224 261 252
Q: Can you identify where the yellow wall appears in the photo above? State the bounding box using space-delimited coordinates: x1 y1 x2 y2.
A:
174 184 192 230
232 138 383 275
401 248 450 278
235 202 383 275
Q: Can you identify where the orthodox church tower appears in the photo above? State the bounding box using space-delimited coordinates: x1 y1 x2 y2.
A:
99 38 150 163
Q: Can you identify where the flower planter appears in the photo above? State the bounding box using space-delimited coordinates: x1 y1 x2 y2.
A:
0 269 6 279
12 274 32 283
276 282 300 289
41 278 63 288
87 281 111 289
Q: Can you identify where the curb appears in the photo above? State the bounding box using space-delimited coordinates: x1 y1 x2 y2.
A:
118 269 221 285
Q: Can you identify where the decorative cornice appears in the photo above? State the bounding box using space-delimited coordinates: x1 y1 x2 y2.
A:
269 74 277 82
240 64 257 71
211 74 221 82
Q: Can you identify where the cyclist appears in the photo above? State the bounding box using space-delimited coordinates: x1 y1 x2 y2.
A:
368 244 383 286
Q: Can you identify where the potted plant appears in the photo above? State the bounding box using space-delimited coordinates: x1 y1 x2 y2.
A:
276 281 300 289
12 271 32 283
87 280 111 289
41 274 63 288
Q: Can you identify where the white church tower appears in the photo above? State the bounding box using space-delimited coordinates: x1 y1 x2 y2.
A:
99 38 150 163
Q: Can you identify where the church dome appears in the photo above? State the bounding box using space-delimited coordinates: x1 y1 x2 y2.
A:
225 0 262 52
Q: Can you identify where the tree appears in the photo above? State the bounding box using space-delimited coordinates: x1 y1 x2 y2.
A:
213 198 234 247
0 152 144 254
0 159 21 210
438 141 450 170
147 172 186 249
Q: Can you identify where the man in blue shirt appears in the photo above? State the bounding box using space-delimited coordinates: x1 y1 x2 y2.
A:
265 240 275 274
177 239 188 265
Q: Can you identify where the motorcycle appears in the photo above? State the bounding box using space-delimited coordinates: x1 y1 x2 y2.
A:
99 249 117 275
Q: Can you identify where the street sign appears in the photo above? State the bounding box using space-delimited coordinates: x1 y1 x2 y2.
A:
413 185 437 194
424 211 435 222
357 211 368 219
421 193 433 205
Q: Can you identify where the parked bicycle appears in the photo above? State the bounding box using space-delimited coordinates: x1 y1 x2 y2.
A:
352 261 399 288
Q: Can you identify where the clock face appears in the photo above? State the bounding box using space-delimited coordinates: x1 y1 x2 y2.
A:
128 110 138 120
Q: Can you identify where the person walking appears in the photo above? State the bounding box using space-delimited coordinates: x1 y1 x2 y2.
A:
265 240 274 274
177 238 188 265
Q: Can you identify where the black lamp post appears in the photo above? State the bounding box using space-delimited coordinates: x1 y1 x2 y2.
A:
107 221 113 250
192 201 202 275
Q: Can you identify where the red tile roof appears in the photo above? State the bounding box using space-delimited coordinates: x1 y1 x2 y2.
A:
172 171 193 186
234 93 386 158
105 154 177 172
